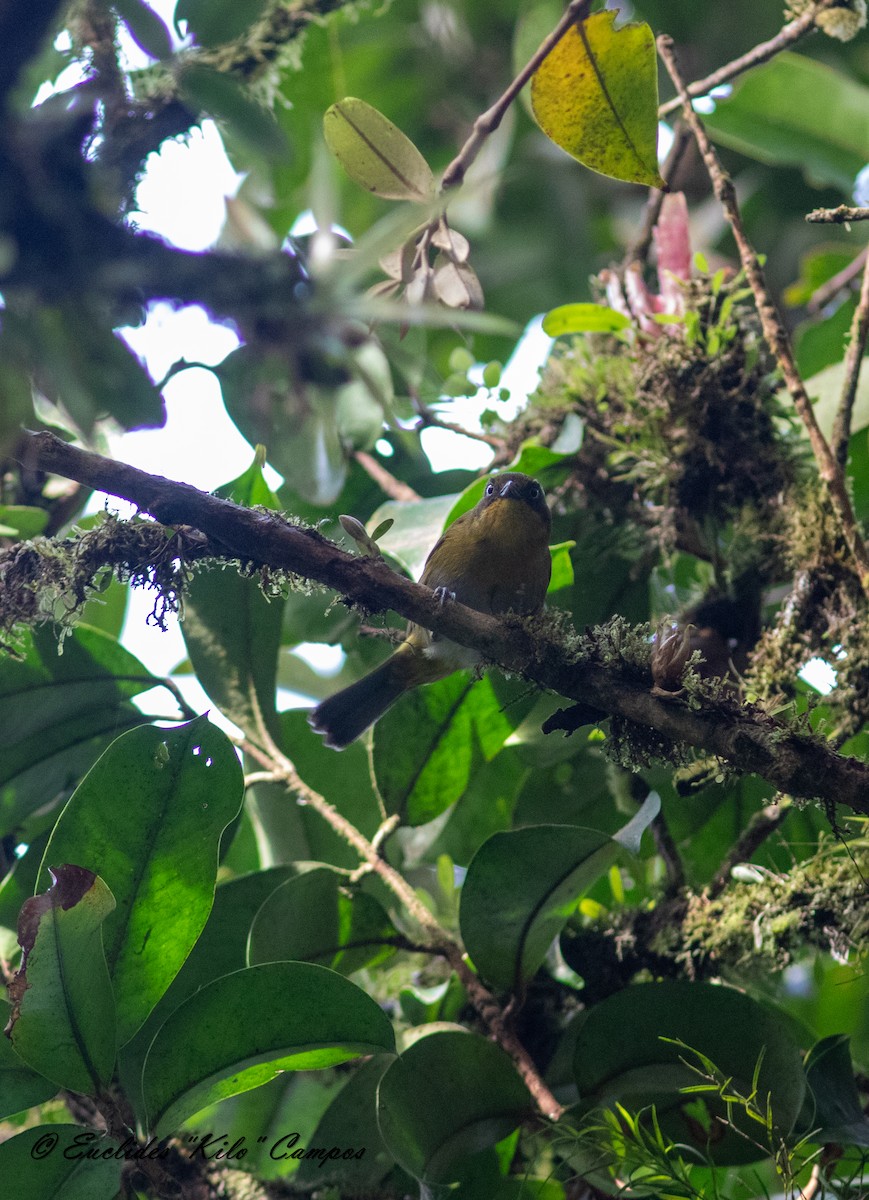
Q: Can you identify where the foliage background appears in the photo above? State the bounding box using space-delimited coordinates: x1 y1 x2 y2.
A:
1 1 869 1198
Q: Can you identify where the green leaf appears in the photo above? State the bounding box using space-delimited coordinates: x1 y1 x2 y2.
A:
548 540 575 592
6 865 116 1094
377 1031 533 1184
0 505 48 538
295 1056 395 1187
216 346 349 505
324 97 435 201
181 459 284 739
373 673 515 826
114 0 174 58
806 355 869 441
0 625 155 839
461 795 659 991
180 64 290 160
277 709 384 868
365 493 458 579
4 308 164 434
802 1034 869 1146
142 961 396 1135
542 303 631 337
176 0 270 47
531 11 663 187
573 981 806 1165
0 999 58 1118
117 864 301 1114
248 866 399 975
460 825 616 992
0 1125 122 1200
704 53 869 193
39 717 244 1045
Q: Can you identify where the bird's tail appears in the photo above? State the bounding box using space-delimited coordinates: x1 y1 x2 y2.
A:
308 644 424 749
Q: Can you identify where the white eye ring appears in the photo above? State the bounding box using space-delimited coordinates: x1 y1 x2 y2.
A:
485 482 495 496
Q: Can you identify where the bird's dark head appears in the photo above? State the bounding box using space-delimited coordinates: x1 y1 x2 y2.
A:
476 472 551 531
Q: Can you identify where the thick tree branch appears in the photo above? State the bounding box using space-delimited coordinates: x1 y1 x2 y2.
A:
17 429 869 819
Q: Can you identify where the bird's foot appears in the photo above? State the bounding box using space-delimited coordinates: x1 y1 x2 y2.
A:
432 586 456 606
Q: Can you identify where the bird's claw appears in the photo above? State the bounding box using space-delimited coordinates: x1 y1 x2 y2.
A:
432 586 456 607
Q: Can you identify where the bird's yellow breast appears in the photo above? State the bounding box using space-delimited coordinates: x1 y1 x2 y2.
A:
421 497 551 616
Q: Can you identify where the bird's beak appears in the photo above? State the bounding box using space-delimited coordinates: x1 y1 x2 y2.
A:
500 479 514 497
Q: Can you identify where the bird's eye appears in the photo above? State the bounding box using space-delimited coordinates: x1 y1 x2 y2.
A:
485 482 495 496
528 484 540 499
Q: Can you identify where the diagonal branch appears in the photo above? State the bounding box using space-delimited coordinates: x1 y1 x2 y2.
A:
657 0 837 118
658 34 869 600
832 243 869 465
15 428 869 820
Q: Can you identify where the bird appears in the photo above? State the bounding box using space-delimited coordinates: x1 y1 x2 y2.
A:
308 471 552 749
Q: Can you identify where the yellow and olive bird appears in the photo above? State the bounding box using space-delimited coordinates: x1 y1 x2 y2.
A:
308 471 552 749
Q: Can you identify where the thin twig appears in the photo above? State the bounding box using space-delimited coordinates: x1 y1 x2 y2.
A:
807 245 867 315
353 450 421 502
708 796 793 899
658 34 869 599
807 205 869 225
622 122 692 269
652 811 686 894
413 396 508 453
239 727 566 1121
440 0 593 191
657 0 835 118
832 245 869 465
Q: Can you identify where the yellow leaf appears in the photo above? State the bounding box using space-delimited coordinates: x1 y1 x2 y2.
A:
530 10 664 188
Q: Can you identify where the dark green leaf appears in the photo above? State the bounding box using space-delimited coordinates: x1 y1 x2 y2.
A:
5 308 164 433
573 981 806 1165
704 53 869 193
180 64 290 160
373 673 515 826
802 1034 869 1146
180 457 283 740
142 961 396 1135
295 1056 396 1187
0 625 155 839
248 866 399 975
0 998 58 1118
114 0 174 59
460 795 659 991
377 1031 533 1184
460 825 615 992
0 1125 122 1200
7 865 116 1093
39 717 244 1045
176 0 270 47
216 346 349 505
280 710 384 867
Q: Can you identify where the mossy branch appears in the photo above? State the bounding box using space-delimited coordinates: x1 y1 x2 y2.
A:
13 429 869 820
